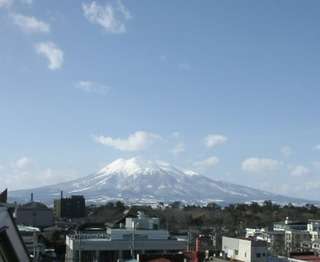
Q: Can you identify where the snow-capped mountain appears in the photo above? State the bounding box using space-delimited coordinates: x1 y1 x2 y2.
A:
8 157 318 206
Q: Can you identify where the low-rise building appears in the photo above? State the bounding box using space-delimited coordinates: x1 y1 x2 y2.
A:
65 211 188 261
222 236 268 262
18 225 43 259
15 201 54 229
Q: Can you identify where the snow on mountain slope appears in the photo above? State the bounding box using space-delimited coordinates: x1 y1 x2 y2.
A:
8 157 318 206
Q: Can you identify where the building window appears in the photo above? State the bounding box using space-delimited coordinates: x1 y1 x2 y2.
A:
256 253 261 258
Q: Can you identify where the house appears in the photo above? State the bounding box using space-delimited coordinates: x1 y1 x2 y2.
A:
222 236 268 262
0 207 31 261
65 211 188 262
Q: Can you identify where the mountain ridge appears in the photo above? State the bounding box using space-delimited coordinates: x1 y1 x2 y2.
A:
8 157 319 206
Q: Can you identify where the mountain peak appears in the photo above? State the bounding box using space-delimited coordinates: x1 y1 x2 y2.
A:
98 156 168 176
9 157 319 207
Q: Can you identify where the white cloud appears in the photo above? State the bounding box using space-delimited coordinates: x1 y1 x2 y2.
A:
2 157 79 190
171 132 181 138
0 0 12 8
76 81 109 93
16 156 34 169
204 134 228 148
281 146 292 157
94 131 159 151
312 144 320 151
193 156 220 167
171 143 186 156
178 62 191 70
35 42 64 70
242 157 283 173
82 0 132 34
5 168 78 190
10 13 50 33
291 165 309 177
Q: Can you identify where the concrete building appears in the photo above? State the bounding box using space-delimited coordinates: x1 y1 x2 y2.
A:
53 195 85 219
18 225 43 259
307 220 320 241
222 236 268 262
246 227 286 256
65 211 188 261
273 217 309 255
15 201 54 229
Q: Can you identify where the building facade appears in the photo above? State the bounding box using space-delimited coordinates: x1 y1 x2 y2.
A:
15 201 54 229
53 195 85 219
222 236 268 262
65 211 188 261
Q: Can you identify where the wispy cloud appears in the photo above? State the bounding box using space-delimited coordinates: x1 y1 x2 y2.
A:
171 132 183 138
0 0 13 8
312 144 320 151
34 42 64 70
82 0 132 34
242 157 283 173
171 142 186 156
20 0 33 4
178 62 191 71
10 13 50 33
291 165 309 177
193 156 220 167
15 156 34 169
281 146 292 157
159 55 167 62
94 131 159 151
76 81 109 93
0 156 80 190
204 134 228 148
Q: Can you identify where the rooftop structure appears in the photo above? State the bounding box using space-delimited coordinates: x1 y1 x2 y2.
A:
65 211 188 262
222 236 268 262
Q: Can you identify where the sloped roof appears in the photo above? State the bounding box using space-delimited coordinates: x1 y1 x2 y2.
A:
21 201 49 209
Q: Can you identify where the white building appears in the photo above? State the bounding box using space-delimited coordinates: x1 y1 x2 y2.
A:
18 225 41 258
307 219 320 241
222 236 268 262
65 211 188 261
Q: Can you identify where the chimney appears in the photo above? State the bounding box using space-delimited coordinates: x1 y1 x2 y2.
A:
31 193 33 202
61 190 63 199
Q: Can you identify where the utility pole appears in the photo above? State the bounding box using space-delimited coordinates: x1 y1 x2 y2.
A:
131 221 135 259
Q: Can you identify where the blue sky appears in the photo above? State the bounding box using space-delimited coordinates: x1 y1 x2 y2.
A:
1 0 320 201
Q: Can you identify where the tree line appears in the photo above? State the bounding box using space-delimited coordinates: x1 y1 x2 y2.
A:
86 200 320 234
